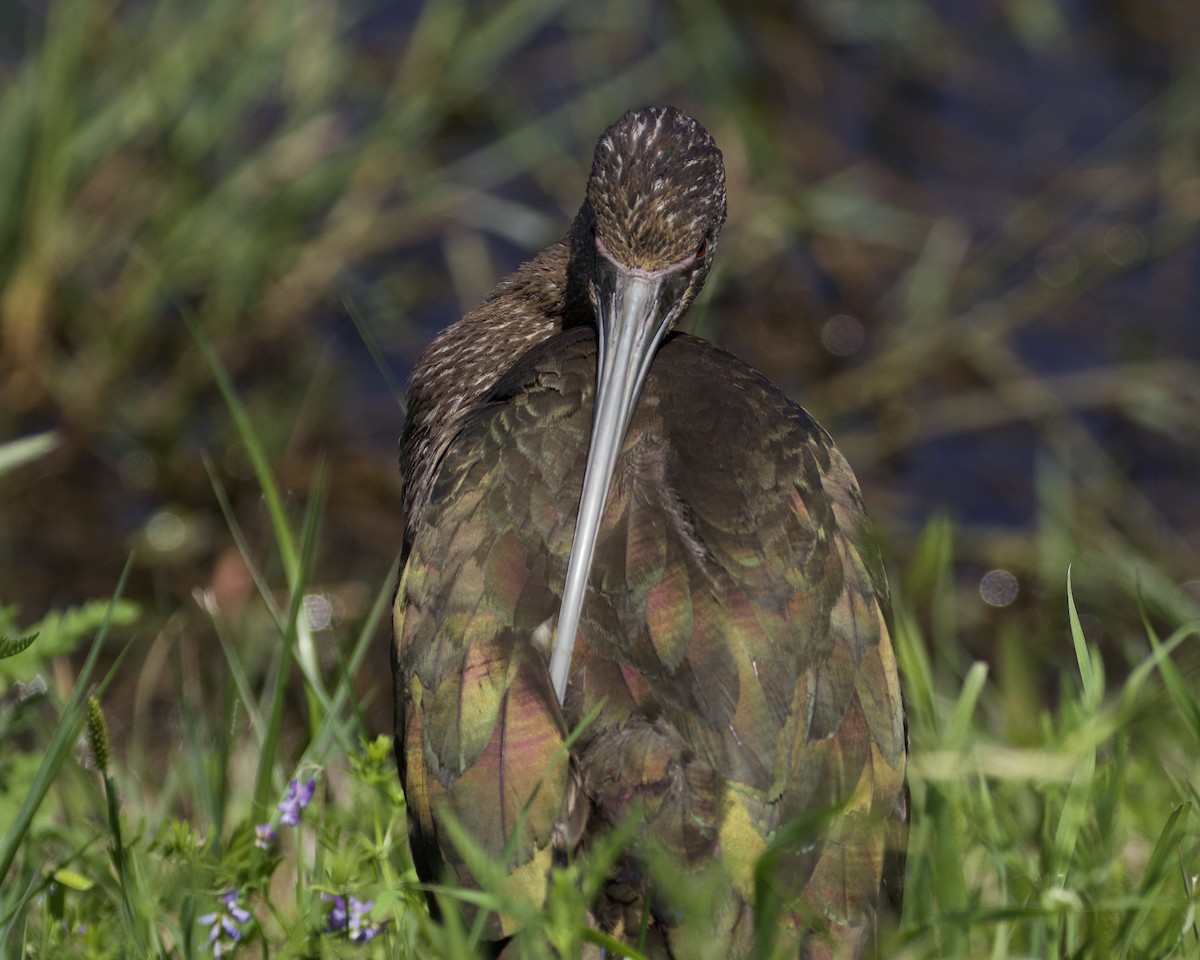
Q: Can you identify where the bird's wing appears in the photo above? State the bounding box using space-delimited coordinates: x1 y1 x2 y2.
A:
393 331 596 937
577 333 907 951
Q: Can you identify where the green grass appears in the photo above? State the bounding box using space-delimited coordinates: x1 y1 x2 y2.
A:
3 0 1200 956
2 374 1199 955
2 480 1198 957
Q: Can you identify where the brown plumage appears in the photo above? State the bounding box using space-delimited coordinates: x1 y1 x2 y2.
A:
394 106 907 958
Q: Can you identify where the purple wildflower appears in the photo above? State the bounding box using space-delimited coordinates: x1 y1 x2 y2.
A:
198 890 252 956
323 893 385 944
277 777 316 826
347 897 382 943
323 893 348 932
254 823 277 849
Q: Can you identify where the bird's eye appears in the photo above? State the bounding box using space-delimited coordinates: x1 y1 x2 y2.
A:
694 237 709 262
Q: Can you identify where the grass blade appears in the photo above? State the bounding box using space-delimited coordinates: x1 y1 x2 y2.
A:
0 555 135 882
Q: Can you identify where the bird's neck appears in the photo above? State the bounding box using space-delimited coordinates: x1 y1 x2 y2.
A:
400 221 592 531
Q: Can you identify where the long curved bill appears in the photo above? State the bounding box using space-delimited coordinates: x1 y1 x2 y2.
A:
547 249 690 704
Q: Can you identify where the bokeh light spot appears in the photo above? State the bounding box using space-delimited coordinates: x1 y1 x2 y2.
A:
1103 223 1146 266
118 450 157 489
1035 245 1079 287
980 569 1019 607
304 594 332 630
146 510 187 554
820 314 866 356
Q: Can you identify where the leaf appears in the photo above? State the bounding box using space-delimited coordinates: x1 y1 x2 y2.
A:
0 600 140 683
0 633 38 660
1066 566 1103 710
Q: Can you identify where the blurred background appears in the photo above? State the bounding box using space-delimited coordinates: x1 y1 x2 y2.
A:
2 0 1198 743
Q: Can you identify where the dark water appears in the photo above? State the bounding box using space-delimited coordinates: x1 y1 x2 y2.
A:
3 0 1198 653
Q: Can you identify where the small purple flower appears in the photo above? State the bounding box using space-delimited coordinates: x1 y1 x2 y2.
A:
323 893 348 932
348 897 382 943
277 777 316 826
324 893 385 944
254 823 277 849
198 890 252 956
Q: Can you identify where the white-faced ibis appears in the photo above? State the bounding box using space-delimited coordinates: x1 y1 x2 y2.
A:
393 106 907 958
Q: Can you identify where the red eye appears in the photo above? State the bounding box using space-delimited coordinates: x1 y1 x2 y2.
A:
695 237 709 261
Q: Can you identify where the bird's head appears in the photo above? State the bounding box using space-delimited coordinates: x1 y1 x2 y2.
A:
579 106 726 329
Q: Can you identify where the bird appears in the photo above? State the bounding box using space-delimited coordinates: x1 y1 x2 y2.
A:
392 106 907 959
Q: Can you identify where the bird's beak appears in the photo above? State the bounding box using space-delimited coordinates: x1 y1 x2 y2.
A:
548 246 690 703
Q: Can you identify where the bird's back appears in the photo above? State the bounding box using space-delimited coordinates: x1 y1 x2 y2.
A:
395 327 906 957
